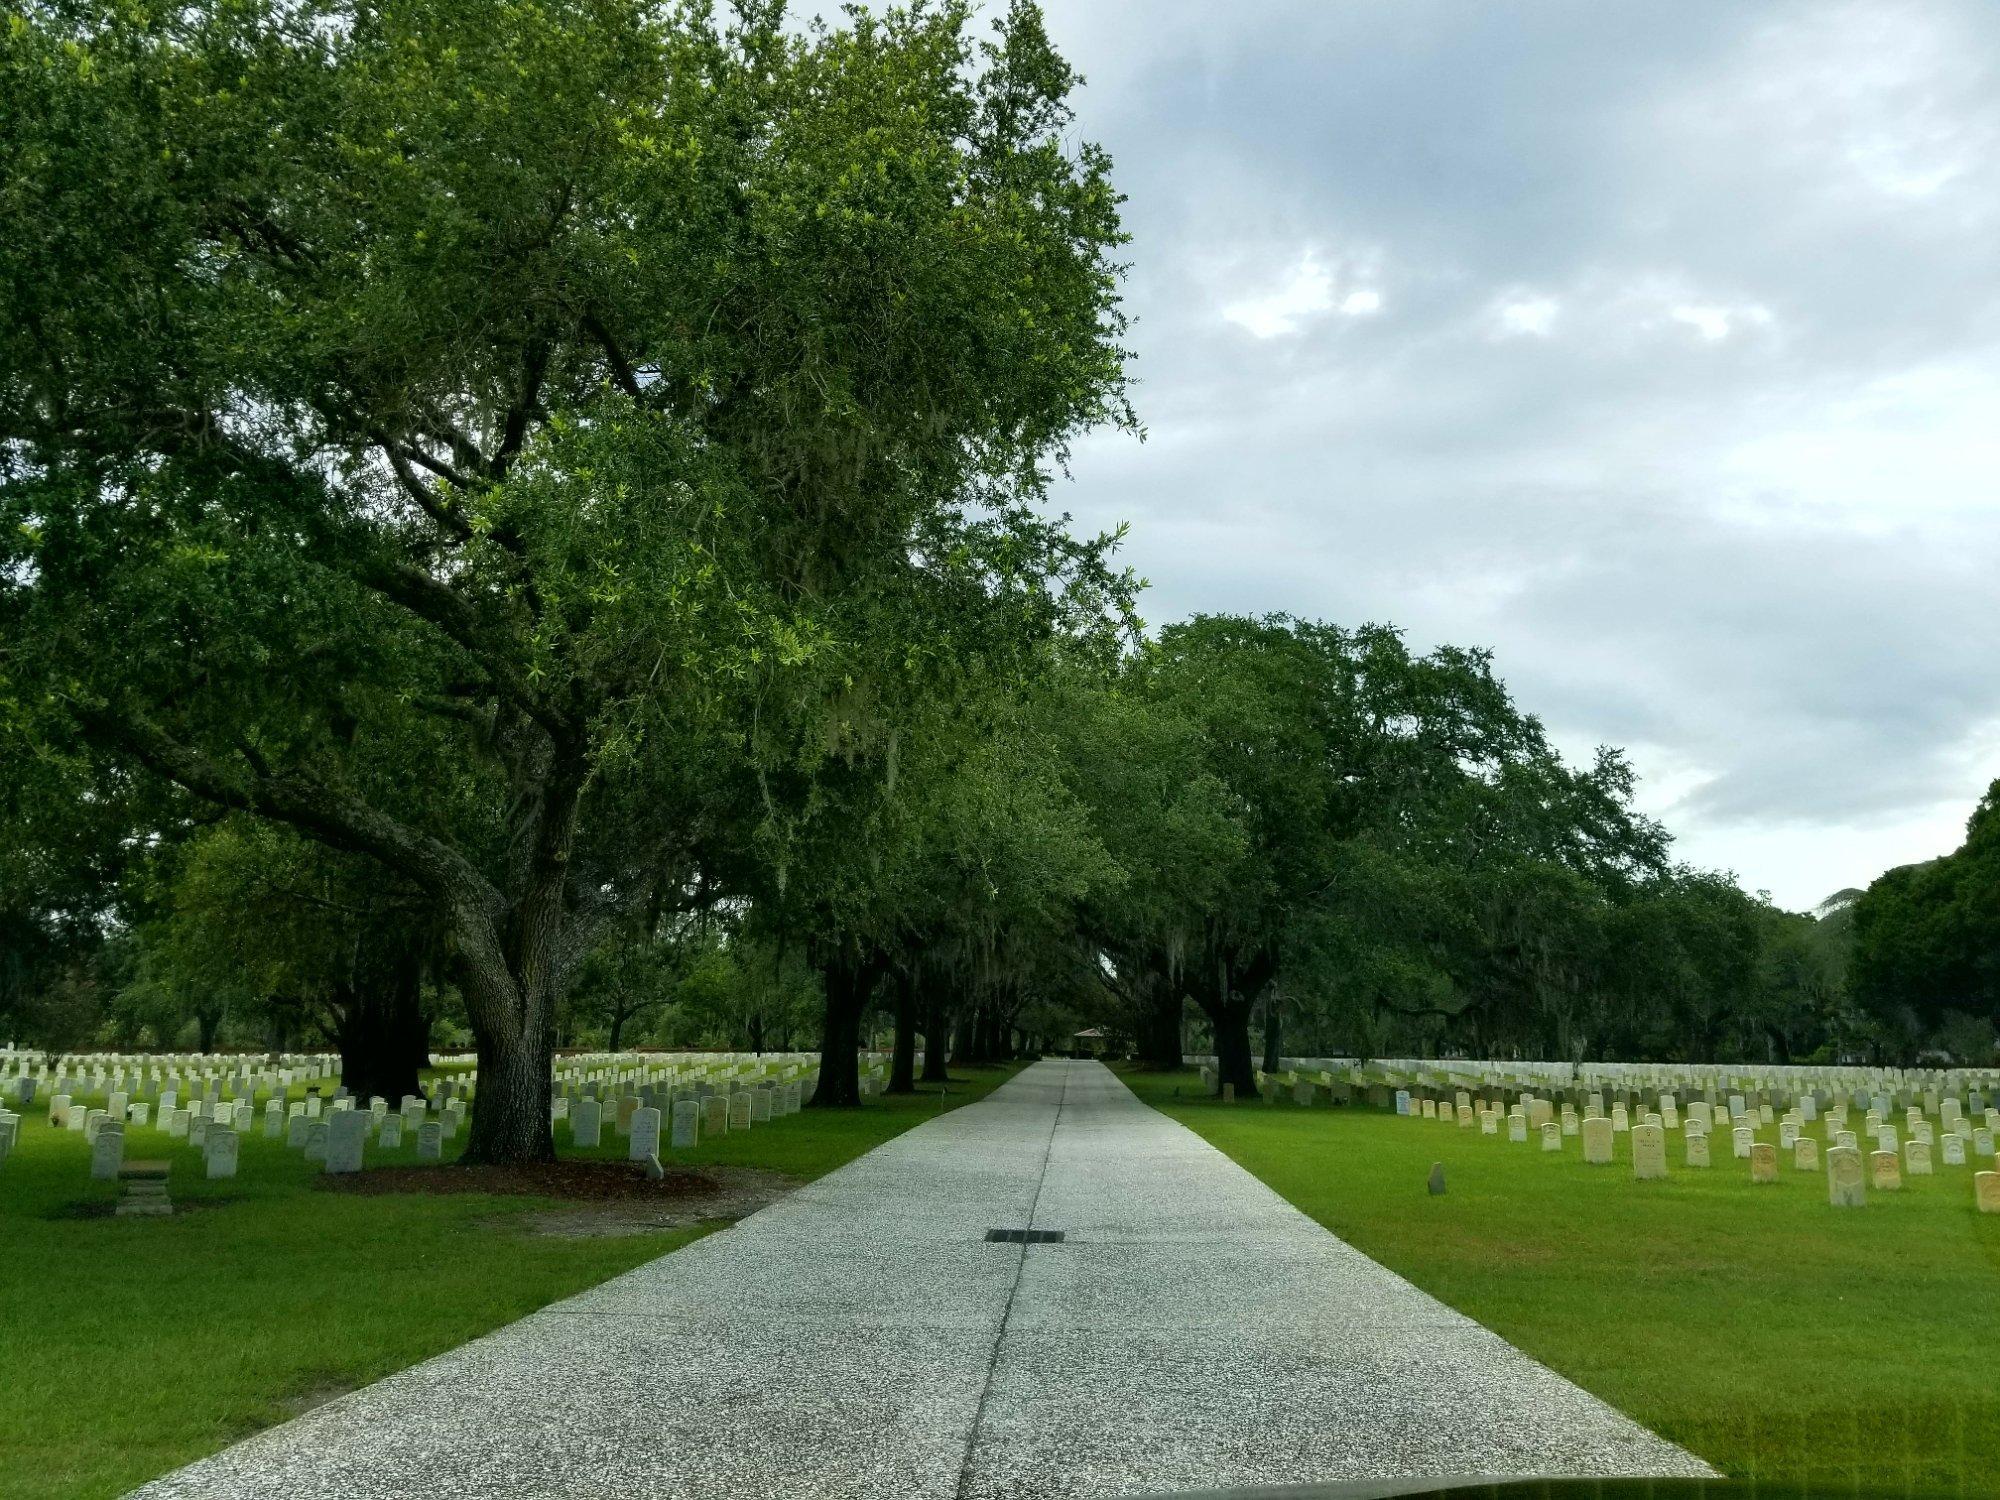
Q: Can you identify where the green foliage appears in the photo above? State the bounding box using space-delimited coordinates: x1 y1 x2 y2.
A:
1 0 1978 1087
1850 781 2000 1061
1 0 1135 1152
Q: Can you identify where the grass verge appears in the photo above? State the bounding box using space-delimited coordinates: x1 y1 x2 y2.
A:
0 1060 1023 1500
1117 1065 2000 1494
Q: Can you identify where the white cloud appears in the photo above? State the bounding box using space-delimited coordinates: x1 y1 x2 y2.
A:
1220 251 1382 338
1669 301 1773 342
1221 254 1334 338
1492 292 1560 338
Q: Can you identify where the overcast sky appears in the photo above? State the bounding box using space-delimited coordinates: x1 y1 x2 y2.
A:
985 0 2000 913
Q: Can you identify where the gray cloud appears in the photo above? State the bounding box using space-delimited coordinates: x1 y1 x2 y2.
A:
1032 0 2000 909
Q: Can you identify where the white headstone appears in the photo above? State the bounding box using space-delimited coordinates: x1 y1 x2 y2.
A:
1631 1123 1667 1180
628 1106 661 1162
671 1099 698 1149
1581 1116 1613 1165
205 1128 239 1180
90 1123 125 1180
572 1097 603 1148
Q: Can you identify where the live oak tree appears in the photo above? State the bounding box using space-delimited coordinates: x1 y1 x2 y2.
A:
1119 615 1667 1095
1 0 1132 1159
130 819 443 1100
740 654 1125 1106
1052 662 1243 1071
876 673 1124 1090
1851 779 2000 1062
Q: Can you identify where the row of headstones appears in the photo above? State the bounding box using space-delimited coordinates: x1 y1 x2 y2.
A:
7 1065 339 1112
1368 1072 2000 1128
4 1054 495 1128
570 1079 808 1159
1403 1082 2000 1135
1403 1089 2000 1211
1248 1064 2000 1120
1364 1053 2000 1090
1429 1090 1998 1165
0 1097 175 1187
35 1059 474 1128
280 1092 465 1174
4 1052 345 1108
36 1085 462 1186
552 1051 824 1093
546 1051 906 1136
10 1049 881 1187
1365 1067 1998 1126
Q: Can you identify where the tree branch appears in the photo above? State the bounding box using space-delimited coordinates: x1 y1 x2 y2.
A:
582 313 645 400
376 434 475 541
99 702 507 932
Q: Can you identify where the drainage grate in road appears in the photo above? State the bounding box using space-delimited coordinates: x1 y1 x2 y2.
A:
984 1228 1065 1244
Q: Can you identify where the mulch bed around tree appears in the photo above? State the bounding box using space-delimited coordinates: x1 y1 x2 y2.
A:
316 1160 717 1201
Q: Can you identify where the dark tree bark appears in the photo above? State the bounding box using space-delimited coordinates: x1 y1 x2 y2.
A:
921 988 952 1084
1261 987 1283 1074
1193 944 1276 1098
195 1004 225 1054
1136 974 1185 1070
957 1001 998 1066
809 946 887 1109
407 973 434 1077
462 1005 555 1162
1212 999 1257 1096
337 948 428 1105
887 966 918 1094
456 746 588 1164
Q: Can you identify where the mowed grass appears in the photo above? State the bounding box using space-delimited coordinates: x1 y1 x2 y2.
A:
0 1061 1024 1500
1118 1067 2000 1494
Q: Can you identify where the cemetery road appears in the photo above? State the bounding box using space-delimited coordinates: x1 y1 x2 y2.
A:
133 1060 1712 1499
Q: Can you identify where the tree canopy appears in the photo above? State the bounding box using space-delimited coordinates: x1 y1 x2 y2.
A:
2 0 1135 1154
3 0 1986 1136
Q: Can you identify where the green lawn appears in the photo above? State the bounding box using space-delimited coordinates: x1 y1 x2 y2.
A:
1118 1066 2000 1493
0 1062 1024 1500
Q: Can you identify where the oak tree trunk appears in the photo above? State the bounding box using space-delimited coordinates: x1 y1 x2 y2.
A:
1261 988 1283 1074
462 1015 554 1164
1212 999 1258 1097
338 949 427 1106
1137 980 1184 1070
809 947 883 1109
887 967 918 1094
921 990 952 1084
